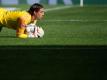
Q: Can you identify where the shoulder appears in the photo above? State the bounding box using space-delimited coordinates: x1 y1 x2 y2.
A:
17 11 31 24
17 11 31 18
22 11 31 19
18 11 31 20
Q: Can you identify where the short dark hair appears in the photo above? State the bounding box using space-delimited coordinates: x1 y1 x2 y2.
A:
28 3 44 15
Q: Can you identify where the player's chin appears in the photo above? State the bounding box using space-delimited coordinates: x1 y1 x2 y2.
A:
38 17 43 20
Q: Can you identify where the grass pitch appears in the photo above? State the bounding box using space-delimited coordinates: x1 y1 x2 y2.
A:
0 5 107 80
0 5 107 45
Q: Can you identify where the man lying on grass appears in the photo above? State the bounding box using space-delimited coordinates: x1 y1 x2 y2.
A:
0 3 44 38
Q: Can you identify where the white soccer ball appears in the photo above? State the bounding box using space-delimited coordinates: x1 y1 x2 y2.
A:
34 27 44 38
26 23 35 32
26 23 44 38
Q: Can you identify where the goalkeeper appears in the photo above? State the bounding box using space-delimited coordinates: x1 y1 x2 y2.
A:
0 3 44 38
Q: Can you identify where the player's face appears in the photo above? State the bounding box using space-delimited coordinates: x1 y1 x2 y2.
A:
35 8 44 20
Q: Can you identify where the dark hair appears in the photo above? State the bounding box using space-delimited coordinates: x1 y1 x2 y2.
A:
28 3 44 15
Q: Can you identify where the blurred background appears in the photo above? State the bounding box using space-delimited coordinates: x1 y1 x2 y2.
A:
0 0 107 6
0 0 107 11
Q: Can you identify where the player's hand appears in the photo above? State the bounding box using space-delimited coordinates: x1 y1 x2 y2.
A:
17 34 28 38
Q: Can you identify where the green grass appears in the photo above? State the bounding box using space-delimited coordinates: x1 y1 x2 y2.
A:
0 5 107 45
0 5 107 80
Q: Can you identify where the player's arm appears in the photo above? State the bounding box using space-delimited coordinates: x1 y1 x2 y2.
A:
16 17 28 38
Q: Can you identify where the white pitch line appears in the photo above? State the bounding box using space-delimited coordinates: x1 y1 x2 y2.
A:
45 6 107 22
4 5 71 11
45 6 71 12
4 7 20 11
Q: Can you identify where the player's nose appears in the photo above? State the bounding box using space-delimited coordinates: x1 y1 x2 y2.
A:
42 14 44 16
42 12 44 16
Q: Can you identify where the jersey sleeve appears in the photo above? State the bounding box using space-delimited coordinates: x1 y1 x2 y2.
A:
16 13 31 38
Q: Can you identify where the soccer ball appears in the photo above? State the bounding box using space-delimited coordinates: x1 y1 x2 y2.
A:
26 23 44 38
34 27 44 38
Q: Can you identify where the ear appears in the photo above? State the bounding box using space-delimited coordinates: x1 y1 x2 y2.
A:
34 11 36 15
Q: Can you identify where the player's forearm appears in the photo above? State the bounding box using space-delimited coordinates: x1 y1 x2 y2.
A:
17 34 28 38
16 27 28 38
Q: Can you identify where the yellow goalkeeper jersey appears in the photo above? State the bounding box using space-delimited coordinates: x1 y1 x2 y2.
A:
0 8 32 29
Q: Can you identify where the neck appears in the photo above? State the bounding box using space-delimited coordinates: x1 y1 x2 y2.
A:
31 15 37 23
27 11 37 23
